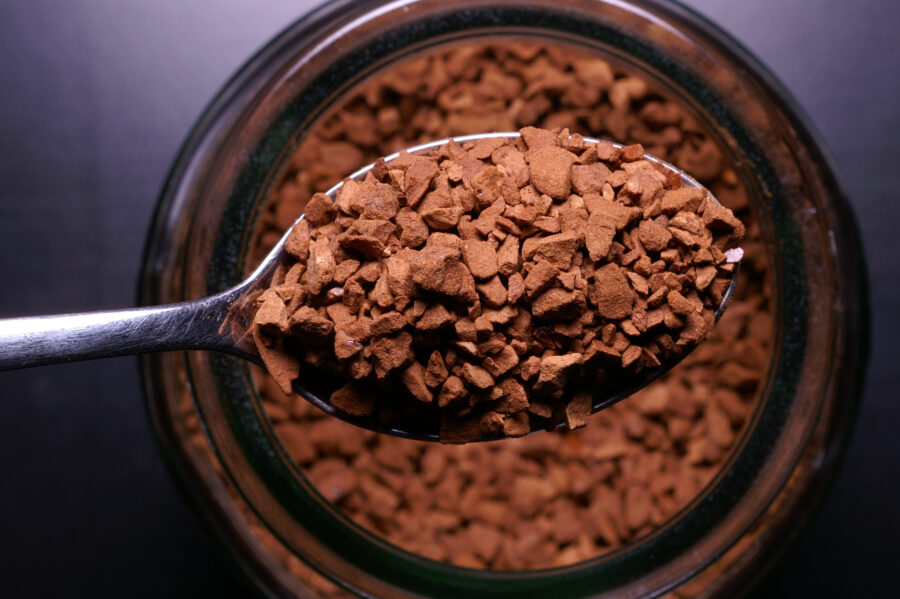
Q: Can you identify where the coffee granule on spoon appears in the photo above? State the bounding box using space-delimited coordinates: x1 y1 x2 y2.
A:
251 128 744 442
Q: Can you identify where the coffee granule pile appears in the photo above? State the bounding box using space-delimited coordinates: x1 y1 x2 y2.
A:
180 42 772 593
251 128 745 442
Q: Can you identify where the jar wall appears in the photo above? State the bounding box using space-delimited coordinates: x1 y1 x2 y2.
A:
140 1 866 597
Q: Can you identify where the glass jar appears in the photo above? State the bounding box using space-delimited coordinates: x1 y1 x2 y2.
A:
139 0 868 596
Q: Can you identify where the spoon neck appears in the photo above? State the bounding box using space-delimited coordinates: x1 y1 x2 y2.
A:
0 289 247 371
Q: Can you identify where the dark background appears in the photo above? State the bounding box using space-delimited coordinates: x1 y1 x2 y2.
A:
0 0 896 596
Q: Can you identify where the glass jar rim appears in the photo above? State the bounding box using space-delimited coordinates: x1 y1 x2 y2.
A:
140 0 869 596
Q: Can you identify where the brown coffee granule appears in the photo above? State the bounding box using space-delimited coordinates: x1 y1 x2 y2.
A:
182 42 772 593
250 129 744 442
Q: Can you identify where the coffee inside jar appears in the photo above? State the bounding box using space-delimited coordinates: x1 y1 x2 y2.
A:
198 41 772 583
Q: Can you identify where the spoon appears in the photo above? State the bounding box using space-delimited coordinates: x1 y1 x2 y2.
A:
0 132 740 441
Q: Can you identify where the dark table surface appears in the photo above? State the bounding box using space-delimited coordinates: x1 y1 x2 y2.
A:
0 1 896 596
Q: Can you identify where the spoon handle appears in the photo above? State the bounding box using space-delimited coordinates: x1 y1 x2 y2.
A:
0 291 242 371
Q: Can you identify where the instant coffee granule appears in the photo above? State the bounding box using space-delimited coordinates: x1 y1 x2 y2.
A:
250 128 745 442
183 42 772 596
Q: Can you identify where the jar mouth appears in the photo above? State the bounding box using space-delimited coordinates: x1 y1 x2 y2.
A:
140 0 868 597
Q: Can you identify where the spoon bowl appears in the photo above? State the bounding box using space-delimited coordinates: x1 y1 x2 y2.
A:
0 132 741 442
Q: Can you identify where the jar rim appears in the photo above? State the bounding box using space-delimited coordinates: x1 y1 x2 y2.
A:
140 0 869 596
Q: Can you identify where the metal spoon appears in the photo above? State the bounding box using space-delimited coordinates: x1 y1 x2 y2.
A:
0 132 741 441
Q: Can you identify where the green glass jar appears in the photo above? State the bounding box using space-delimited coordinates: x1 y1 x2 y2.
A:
139 0 868 596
